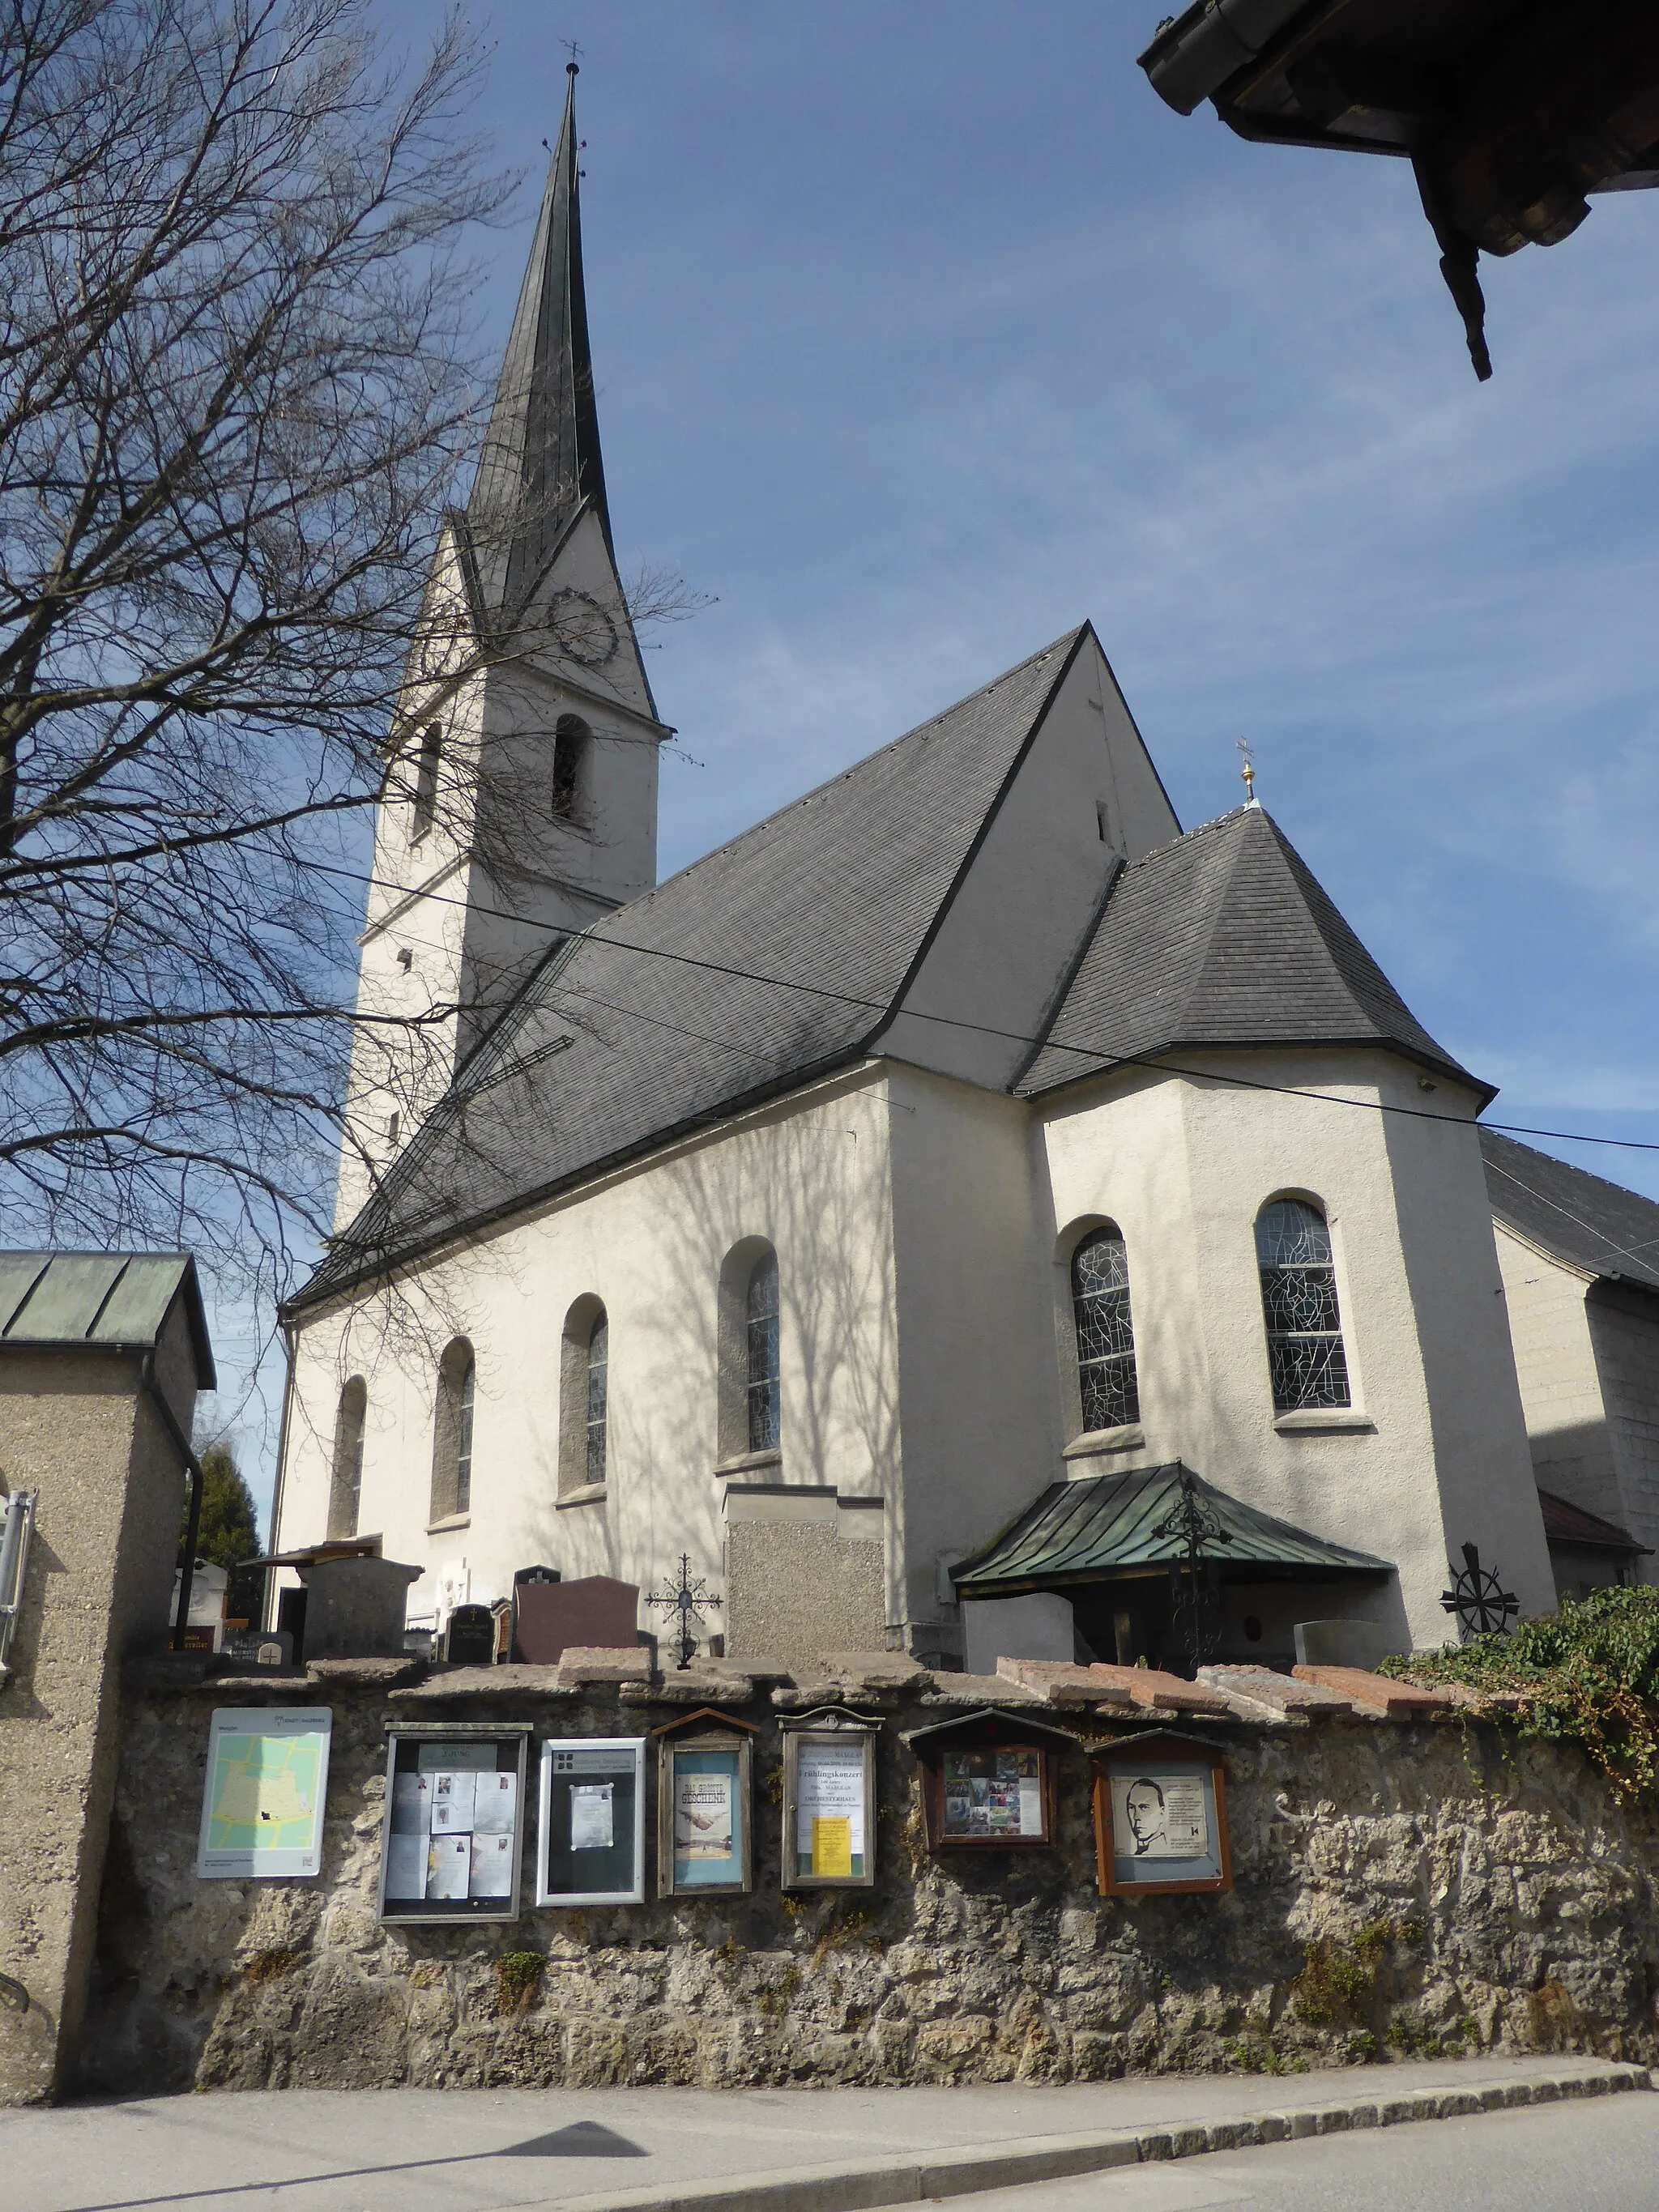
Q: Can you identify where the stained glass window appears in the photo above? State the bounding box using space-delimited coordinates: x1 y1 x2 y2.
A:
1072 1226 1140 1432
746 1251 780 1451
454 1355 476 1512
1255 1198 1350 1411
585 1311 608 1485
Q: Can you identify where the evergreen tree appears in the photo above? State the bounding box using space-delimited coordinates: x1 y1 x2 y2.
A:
183 1445 262 1625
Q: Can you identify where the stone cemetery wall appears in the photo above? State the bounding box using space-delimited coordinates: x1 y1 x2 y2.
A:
81 1652 1659 2095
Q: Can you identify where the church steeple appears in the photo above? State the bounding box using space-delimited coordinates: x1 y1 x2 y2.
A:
331 66 665 1235
467 64 610 612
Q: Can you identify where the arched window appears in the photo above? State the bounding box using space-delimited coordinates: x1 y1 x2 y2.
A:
1256 1198 1350 1412
411 721 441 839
327 1377 366 1540
745 1250 780 1452
430 1338 476 1523
584 1310 608 1485
559 1296 608 1497
552 713 590 821
1071 1225 1140 1432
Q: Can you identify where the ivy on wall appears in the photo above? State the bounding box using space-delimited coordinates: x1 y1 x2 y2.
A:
1384 1585 1659 1800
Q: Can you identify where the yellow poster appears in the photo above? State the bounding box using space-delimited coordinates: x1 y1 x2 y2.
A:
811 1814 852 1877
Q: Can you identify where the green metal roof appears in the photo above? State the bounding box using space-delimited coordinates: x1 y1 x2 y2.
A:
0 1251 215 1387
953 1462 1391 1596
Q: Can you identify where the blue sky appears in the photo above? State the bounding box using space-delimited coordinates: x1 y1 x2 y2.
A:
215 3 1659 1511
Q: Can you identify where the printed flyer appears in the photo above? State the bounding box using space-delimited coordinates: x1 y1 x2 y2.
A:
795 1740 865 1877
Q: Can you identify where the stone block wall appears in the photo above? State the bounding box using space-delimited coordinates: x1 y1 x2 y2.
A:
79 1654 1659 2095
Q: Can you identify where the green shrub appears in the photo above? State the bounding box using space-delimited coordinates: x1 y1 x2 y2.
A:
1380 1585 1659 1800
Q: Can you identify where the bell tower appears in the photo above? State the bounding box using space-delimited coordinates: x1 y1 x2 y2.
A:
334 67 670 1231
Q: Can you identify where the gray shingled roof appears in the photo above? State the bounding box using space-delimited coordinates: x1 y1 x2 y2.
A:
466 71 608 610
1482 1129 1659 1294
0 1251 215 1385
1017 803 1486 1101
297 629 1088 1310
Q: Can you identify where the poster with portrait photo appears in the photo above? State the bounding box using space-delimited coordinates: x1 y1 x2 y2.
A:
1093 1740 1231 1896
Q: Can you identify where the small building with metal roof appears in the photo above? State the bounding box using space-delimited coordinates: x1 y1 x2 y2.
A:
0 1248 215 2102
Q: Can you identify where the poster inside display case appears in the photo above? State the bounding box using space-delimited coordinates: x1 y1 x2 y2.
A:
906 1707 1073 1852
940 1746 1048 1842
537 1736 646 1906
1091 1731 1232 1897
655 1711 756 1896
780 1709 877 1889
377 1725 528 1923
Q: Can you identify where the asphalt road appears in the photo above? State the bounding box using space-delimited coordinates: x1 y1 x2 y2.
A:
962 2094 1659 2212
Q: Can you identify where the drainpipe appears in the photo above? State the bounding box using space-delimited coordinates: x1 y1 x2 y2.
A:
262 1319 299 1634
141 1353 206 1653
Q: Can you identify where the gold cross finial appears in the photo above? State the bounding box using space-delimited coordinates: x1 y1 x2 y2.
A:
1236 737 1256 805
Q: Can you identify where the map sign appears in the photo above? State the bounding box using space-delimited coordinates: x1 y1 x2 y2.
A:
197 1707 332 1878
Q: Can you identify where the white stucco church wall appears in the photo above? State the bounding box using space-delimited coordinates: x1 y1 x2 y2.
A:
271 68 1573 1674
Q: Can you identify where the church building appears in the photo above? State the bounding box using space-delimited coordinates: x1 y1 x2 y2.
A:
270 75 1647 1674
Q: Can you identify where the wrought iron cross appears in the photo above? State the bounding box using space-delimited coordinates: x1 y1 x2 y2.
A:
1236 737 1256 803
646 1553 722 1670
1153 1466 1230 1674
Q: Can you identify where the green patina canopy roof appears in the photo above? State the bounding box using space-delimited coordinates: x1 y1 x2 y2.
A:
953 1462 1392 1597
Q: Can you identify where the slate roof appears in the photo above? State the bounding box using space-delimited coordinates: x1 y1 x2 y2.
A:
1482 1128 1659 1294
1017 803 1485 1100
0 1251 215 1386
952 1462 1392 1596
466 70 609 611
297 629 1089 1309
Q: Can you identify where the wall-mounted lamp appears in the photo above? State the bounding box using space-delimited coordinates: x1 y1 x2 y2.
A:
0 1487 36 1683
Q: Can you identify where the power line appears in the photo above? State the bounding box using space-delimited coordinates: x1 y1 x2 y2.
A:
304 847 1659 1161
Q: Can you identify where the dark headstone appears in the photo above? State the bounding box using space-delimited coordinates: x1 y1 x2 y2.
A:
510 1564 560 1660
444 1602 497 1666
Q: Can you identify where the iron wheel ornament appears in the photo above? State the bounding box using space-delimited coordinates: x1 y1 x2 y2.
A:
646 1552 721 1671
1440 1541 1519 1637
546 585 619 669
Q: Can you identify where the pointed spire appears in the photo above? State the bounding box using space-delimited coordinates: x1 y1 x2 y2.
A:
467 66 611 612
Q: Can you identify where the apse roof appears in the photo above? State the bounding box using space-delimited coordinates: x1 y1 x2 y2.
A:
1017 803 1485 1102
296 629 1089 1310
1481 1129 1659 1295
952 1462 1392 1597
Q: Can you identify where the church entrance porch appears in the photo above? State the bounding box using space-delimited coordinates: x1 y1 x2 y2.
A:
953 1460 1395 1678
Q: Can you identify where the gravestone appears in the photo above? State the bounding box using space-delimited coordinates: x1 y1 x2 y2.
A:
511 1565 560 1661
301 1555 423 1660
444 1602 497 1666
512 1574 639 1664
1294 1617 1395 1669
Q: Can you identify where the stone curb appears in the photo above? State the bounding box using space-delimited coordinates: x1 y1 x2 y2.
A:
546 2064 1650 2212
